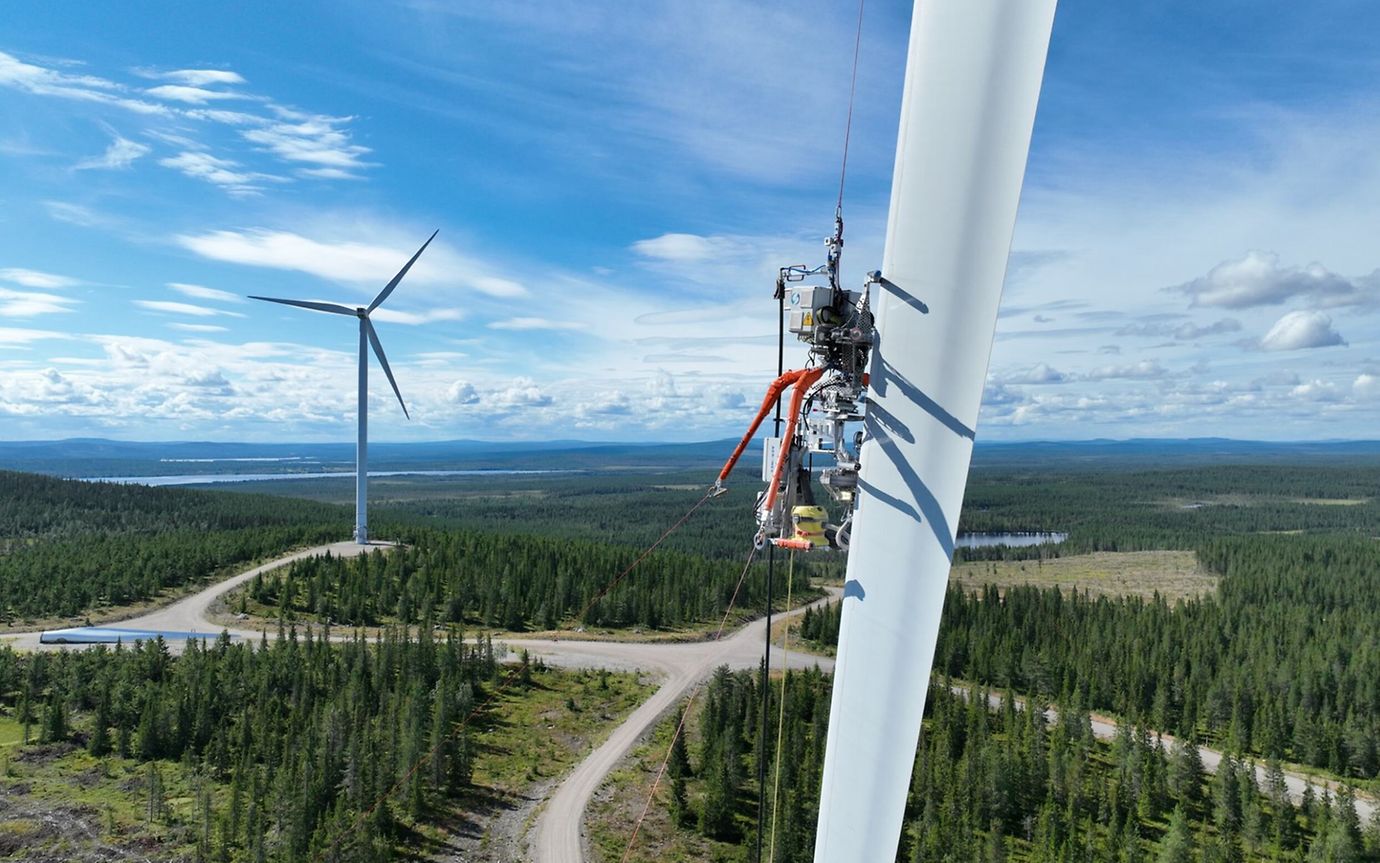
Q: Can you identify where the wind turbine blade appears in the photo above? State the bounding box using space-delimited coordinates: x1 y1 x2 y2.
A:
365 318 409 419
249 296 356 316
367 229 438 313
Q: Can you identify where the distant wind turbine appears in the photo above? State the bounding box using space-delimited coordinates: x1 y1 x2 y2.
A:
250 230 437 544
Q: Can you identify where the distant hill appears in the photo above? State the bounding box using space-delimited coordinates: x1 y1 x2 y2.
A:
1 436 1379 478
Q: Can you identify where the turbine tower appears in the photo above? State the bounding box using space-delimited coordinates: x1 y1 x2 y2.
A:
250 230 437 544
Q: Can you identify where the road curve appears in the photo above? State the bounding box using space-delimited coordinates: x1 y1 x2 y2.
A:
3 550 1370 854
519 594 837 863
0 540 380 651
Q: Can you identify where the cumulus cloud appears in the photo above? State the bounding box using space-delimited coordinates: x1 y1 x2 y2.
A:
1258 310 1345 351
494 377 552 407
447 381 480 405
1174 251 1374 310
1353 374 1380 400
1082 360 1167 381
76 133 150 170
1290 380 1341 402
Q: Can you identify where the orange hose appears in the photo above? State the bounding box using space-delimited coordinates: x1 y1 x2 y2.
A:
716 369 813 486
763 367 824 513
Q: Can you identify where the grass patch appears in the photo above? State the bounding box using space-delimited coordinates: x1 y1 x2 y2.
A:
949 550 1217 602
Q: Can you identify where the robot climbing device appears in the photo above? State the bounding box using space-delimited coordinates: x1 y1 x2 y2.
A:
714 212 877 552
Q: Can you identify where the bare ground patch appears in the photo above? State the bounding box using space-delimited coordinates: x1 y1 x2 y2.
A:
949 550 1216 602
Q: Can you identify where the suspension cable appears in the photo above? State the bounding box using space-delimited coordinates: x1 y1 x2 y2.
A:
767 549 796 861
570 487 715 626
836 0 867 213
619 543 760 862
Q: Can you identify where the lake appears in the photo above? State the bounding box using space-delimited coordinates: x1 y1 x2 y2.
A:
955 532 1067 549
84 469 569 487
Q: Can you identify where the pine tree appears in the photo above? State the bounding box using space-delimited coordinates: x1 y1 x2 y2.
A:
1156 806 1193 863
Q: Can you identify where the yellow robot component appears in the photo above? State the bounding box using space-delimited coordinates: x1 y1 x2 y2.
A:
791 505 830 549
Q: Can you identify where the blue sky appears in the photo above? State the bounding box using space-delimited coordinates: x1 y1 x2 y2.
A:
1 0 1378 443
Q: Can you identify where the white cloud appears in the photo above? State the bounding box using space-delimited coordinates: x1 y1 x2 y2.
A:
1258 310 1345 351
159 151 278 195
632 233 720 263
1000 363 1066 384
169 282 242 303
447 380 480 405
1082 360 1167 381
0 326 67 347
150 68 246 86
76 133 150 170
370 307 465 326
488 317 584 331
177 227 528 298
134 300 245 318
1353 374 1380 401
0 268 78 289
241 113 371 173
1174 251 1374 310
0 287 80 317
1290 380 1341 402
494 377 552 407
1116 317 1242 340
0 49 169 115
145 84 244 104
169 323 228 333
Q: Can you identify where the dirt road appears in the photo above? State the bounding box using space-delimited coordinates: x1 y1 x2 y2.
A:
3 550 1371 859
516 595 836 863
0 540 379 651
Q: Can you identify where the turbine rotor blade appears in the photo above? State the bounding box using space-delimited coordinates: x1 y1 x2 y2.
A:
249 296 356 316
365 318 409 419
367 229 438 313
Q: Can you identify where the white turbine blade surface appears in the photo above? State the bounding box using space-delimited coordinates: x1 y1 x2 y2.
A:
812 1 1057 861
248 296 356 316
365 318 409 419
367 229 438 313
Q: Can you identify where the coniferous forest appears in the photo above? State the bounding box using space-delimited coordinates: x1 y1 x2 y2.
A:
0 471 346 621
244 528 801 632
3 454 1380 860
599 669 1380 863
